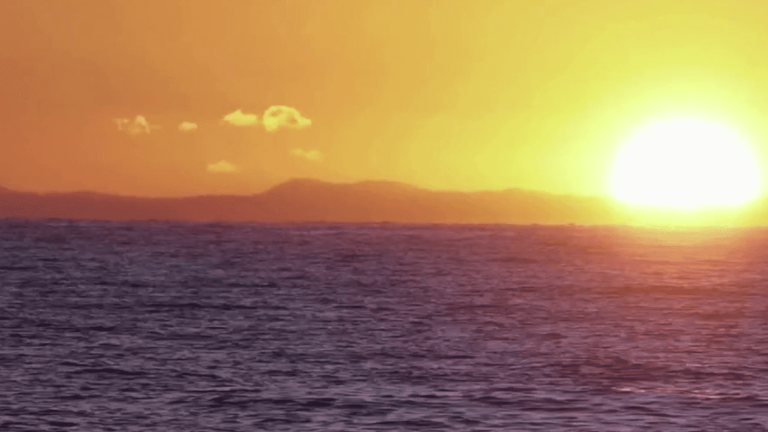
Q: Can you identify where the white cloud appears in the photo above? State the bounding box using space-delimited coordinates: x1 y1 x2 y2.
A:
114 115 159 135
221 109 258 126
263 105 311 132
178 121 198 132
206 160 238 173
290 148 323 161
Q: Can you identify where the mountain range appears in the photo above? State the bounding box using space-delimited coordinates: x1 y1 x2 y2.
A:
0 179 764 225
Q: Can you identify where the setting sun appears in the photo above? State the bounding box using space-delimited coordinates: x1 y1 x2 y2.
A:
609 118 761 209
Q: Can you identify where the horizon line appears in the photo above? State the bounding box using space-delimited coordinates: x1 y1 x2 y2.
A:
0 177 599 200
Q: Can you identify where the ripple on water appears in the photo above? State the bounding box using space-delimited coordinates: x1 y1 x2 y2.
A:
1 221 768 431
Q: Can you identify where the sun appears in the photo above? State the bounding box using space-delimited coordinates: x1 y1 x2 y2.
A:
609 117 761 209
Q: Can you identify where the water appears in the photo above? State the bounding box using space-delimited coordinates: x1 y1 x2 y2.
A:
2 220 768 431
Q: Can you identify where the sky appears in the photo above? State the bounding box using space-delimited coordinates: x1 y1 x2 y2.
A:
3 0 768 197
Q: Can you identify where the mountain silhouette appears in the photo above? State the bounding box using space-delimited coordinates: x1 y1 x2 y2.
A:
0 179 762 225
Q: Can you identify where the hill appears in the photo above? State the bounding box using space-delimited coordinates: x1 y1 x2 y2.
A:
0 179 762 225
0 179 622 224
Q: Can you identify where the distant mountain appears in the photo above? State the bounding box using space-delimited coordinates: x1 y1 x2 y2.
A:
0 179 763 225
247 178 623 224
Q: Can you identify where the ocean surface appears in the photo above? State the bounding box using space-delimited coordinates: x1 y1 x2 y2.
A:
2 220 768 431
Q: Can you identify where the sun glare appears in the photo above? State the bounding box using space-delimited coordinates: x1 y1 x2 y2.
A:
609 117 761 209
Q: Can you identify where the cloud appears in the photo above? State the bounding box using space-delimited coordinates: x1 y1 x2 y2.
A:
206 160 238 173
221 109 259 126
263 105 311 132
114 115 158 135
291 148 323 161
178 121 198 132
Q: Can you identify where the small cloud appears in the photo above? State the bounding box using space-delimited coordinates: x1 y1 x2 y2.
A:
291 148 323 161
263 105 311 132
206 160 238 173
221 109 258 126
114 115 159 135
178 121 198 132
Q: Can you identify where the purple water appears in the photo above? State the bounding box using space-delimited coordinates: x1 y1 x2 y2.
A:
2 220 768 431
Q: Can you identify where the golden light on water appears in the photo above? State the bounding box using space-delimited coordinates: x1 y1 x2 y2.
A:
609 117 761 210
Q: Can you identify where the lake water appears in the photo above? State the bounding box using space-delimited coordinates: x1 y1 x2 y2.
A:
2 220 768 431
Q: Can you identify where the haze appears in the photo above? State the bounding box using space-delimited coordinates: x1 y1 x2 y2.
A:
3 0 768 200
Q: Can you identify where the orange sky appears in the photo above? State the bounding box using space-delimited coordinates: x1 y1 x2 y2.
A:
2 0 768 197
